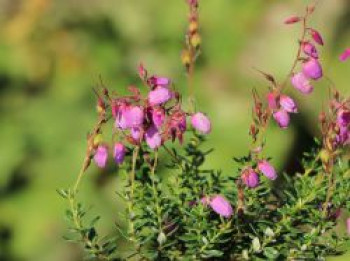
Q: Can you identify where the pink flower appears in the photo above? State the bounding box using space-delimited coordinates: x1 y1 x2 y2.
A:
337 109 350 127
152 107 166 128
302 42 318 59
208 195 233 218
131 127 142 142
114 143 126 165
273 110 290 129
127 106 144 127
279 95 298 113
258 160 277 180
148 86 172 106
291 72 314 94
302 59 323 80
266 92 278 110
149 76 170 86
309 28 324 46
241 168 259 188
347 218 350 235
191 112 211 134
94 145 108 168
339 48 350 62
116 105 144 129
145 125 162 149
336 125 349 146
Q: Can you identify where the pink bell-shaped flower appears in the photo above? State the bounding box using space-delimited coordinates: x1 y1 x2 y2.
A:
145 125 162 150
291 72 314 94
273 110 290 129
148 86 172 106
303 59 323 80
279 95 298 113
208 195 233 218
191 112 211 134
258 160 277 180
114 143 126 165
241 168 259 188
94 145 108 168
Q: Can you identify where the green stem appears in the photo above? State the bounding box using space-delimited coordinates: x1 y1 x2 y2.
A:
127 146 140 241
150 151 163 233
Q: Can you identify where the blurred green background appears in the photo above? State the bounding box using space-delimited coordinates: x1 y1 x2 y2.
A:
0 0 349 260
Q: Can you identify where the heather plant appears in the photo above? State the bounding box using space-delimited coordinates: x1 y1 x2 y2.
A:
58 1 349 260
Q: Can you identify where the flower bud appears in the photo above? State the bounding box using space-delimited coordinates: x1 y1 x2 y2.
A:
138 63 147 79
94 145 108 168
279 95 298 113
181 50 191 66
302 59 323 80
291 72 313 94
145 125 162 150
302 42 318 59
93 134 103 147
148 86 172 106
273 110 290 129
258 160 277 180
266 92 278 110
309 29 324 46
189 21 198 33
114 143 126 165
339 48 350 62
241 168 259 188
284 16 301 24
190 33 201 48
191 112 211 134
208 195 233 218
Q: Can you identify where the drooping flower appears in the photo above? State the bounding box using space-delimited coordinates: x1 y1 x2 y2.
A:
302 42 318 59
347 218 350 235
273 110 290 129
337 109 350 127
191 112 211 134
279 95 298 113
114 143 126 165
241 168 259 188
309 28 324 46
148 86 172 106
303 59 323 80
336 125 349 146
266 92 278 110
208 195 233 218
145 125 162 149
152 107 166 128
258 160 277 180
116 105 144 129
149 76 170 86
94 145 108 168
339 48 350 62
291 72 314 94
167 111 187 144
131 127 142 142
126 106 144 127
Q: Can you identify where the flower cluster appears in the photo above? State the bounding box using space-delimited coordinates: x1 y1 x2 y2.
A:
240 160 277 188
93 64 211 168
61 2 350 261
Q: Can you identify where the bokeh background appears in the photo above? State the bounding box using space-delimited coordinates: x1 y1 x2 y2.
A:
0 0 349 260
